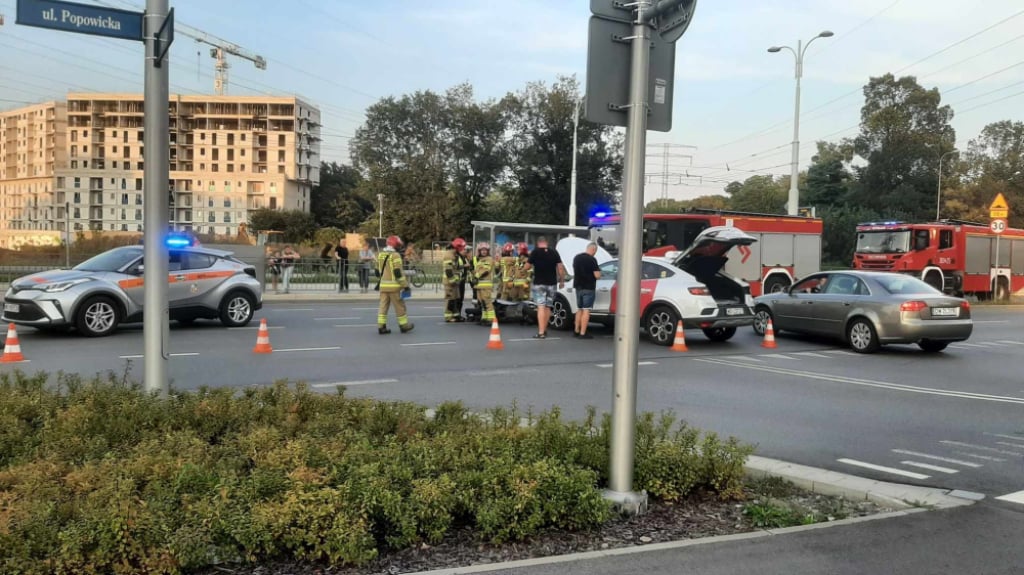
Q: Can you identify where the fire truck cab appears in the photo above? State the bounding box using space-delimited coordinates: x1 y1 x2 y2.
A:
852 219 1024 301
589 209 822 297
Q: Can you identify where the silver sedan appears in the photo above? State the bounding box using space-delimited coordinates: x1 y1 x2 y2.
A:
751 271 973 354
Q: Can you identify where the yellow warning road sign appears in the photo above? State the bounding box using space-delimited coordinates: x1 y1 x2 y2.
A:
990 193 1009 219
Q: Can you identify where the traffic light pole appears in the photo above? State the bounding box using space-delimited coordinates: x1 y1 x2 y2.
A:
143 0 170 397
605 0 652 515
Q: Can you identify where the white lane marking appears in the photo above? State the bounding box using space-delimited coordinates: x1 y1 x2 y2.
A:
334 324 379 328
265 308 315 312
312 379 398 388
985 433 1024 443
997 340 1024 345
837 458 929 480
401 341 457 347
956 343 985 348
596 361 658 368
638 361 658 366
273 346 342 353
824 349 857 355
981 342 1009 347
694 358 1024 405
314 317 358 321
761 354 796 360
995 490 1024 505
792 351 829 358
940 440 1024 457
954 451 1007 463
727 356 763 363
901 461 959 474
996 441 1024 450
421 306 443 310
890 450 982 468
466 368 540 376
120 352 198 359
231 326 285 330
509 337 563 342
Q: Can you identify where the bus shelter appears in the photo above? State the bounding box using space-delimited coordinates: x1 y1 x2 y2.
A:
470 221 590 252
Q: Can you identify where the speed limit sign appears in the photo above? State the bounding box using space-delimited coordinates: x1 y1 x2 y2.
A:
991 219 1007 234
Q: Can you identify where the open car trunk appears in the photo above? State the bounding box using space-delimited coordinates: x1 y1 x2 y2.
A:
671 226 755 305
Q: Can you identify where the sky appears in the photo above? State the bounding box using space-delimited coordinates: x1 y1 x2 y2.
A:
1 0 1022 206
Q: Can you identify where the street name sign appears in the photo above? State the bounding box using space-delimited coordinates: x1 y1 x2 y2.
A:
989 193 1009 220
16 0 143 41
991 219 1007 235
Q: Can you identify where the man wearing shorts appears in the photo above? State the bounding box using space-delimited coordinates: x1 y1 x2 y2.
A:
525 236 566 339
572 242 602 339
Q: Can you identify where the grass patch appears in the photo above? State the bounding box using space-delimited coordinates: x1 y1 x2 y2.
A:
743 477 850 528
0 371 752 574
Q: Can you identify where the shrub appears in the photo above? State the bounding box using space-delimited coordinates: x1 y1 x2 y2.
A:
0 372 753 573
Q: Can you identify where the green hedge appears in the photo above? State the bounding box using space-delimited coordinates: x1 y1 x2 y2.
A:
0 372 752 574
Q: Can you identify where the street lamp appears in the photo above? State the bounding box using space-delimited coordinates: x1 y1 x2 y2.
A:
768 29 833 216
569 96 584 228
377 193 384 238
937 150 960 221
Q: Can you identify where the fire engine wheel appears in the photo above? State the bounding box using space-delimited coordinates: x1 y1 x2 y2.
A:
763 276 790 294
924 271 944 292
995 278 1010 302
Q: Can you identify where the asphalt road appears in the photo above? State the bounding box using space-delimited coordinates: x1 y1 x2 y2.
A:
4 301 1024 507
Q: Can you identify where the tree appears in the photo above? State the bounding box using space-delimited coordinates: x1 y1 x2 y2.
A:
310 162 370 231
644 195 729 213
248 209 316 244
724 175 786 213
849 74 955 220
804 141 854 208
949 120 1024 224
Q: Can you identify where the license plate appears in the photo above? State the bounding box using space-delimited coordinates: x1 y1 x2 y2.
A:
3 303 19 314
932 307 959 317
726 307 746 316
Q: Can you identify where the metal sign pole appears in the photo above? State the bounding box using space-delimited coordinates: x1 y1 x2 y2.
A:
605 0 651 515
143 0 170 397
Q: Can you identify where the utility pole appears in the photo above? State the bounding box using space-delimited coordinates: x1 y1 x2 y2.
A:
143 0 171 397
570 97 583 227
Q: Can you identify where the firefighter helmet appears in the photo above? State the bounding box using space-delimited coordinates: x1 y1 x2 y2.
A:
502 242 514 256
452 237 467 252
386 235 402 249
517 242 529 256
477 242 490 253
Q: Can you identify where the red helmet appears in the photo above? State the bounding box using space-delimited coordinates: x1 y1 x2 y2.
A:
386 235 402 249
517 242 529 256
502 242 514 256
477 242 490 253
452 237 467 252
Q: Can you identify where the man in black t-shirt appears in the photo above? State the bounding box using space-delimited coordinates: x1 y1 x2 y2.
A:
525 236 566 339
333 238 350 292
572 242 602 339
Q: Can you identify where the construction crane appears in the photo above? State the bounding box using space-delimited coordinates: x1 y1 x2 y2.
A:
182 26 267 96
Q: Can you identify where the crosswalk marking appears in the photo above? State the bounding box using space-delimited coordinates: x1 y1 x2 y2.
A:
982 342 1009 347
995 490 1024 505
890 449 982 468
596 361 658 369
985 433 1024 443
837 458 930 480
997 341 1024 346
727 356 763 362
901 461 959 474
792 351 829 358
956 343 985 348
760 354 796 360
954 451 1007 463
941 440 1024 457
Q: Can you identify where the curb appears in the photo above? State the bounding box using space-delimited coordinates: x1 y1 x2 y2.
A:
262 292 445 302
407 455 979 575
744 455 979 510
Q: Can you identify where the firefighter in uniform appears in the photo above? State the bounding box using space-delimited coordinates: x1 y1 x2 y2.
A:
443 237 471 322
376 235 414 334
472 242 496 325
498 242 516 300
512 242 532 301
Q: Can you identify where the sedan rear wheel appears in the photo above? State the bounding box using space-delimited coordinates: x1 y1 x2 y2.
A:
918 340 949 353
75 296 120 337
219 291 255 328
644 305 680 346
847 318 880 354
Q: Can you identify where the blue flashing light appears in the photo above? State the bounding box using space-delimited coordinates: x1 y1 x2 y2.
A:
594 211 608 219
165 235 193 248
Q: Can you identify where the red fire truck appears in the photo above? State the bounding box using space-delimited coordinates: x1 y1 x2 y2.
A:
589 209 823 297
852 219 1024 300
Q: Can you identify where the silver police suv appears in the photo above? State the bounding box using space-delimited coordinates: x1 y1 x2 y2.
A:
2 245 262 337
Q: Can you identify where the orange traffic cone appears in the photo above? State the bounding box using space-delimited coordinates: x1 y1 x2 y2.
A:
670 321 689 352
1 324 26 363
761 319 778 349
253 318 273 354
486 318 504 350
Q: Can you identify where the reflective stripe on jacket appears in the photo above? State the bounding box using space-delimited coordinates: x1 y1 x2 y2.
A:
377 250 406 291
